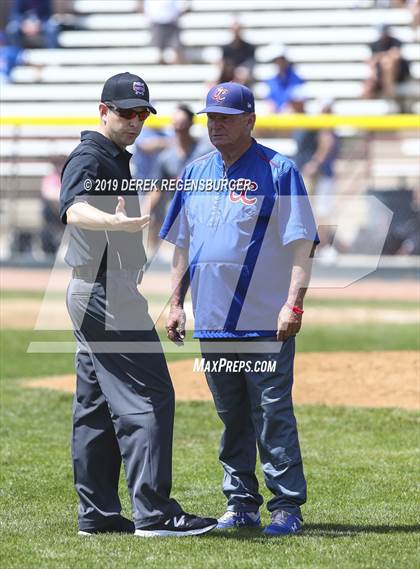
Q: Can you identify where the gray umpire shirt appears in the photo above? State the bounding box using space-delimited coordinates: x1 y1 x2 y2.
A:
60 130 146 271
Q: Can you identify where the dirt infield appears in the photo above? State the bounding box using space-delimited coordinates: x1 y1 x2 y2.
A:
25 350 419 410
6 269 419 410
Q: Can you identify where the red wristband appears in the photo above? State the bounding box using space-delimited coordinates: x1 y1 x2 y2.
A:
286 303 304 314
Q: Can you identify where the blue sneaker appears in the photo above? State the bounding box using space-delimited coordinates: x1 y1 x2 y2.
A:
217 511 261 529
263 510 302 536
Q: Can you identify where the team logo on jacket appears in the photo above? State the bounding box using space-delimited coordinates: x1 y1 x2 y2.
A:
212 87 229 102
229 179 258 205
133 82 145 96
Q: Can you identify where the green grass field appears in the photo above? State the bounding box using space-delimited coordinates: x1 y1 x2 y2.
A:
0 297 419 569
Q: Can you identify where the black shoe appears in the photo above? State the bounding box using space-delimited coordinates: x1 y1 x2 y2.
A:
78 516 135 536
135 512 217 537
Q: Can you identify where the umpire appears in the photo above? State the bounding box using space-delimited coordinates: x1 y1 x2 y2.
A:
60 72 216 537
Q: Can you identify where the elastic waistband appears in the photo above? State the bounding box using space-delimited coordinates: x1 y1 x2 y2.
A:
72 266 143 283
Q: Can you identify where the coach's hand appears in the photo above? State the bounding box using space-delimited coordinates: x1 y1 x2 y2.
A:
276 304 302 342
113 197 150 233
166 306 186 345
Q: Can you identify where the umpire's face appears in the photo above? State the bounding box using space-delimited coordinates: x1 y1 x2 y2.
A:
207 112 256 151
99 102 146 149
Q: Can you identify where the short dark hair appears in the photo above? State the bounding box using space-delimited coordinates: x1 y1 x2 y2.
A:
177 104 194 122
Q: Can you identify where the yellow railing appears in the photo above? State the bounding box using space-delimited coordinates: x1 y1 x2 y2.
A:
1 114 419 130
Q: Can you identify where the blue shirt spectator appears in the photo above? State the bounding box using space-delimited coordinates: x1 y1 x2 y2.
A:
265 44 305 112
6 0 59 50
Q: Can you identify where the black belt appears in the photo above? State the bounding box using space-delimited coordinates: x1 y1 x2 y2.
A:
72 266 142 282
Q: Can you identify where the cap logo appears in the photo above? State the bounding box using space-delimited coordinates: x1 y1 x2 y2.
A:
133 82 145 96
212 87 229 103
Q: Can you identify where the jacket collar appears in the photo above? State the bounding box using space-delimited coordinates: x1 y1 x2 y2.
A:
80 130 132 158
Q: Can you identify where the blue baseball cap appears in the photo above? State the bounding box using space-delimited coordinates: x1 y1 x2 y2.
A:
197 82 255 115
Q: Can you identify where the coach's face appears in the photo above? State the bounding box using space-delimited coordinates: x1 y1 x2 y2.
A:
207 112 255 150
99 103 145 149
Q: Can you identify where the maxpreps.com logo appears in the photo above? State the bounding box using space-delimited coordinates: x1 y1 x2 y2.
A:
133 82 145 96
212 87 229 103
229 179 258 205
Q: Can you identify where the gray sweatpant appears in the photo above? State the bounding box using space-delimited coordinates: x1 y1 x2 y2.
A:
66 271 182 531
201 337 306 518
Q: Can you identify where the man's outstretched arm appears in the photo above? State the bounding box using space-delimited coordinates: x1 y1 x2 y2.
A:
66 197 150 233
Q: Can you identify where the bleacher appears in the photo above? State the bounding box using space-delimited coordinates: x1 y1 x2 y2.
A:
2 1 419 116
1 0 419 262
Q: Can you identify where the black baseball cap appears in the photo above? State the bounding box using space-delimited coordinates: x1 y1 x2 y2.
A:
101 72 157 114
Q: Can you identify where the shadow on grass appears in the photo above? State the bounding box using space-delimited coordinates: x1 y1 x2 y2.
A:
304 524 420 537
210 523 420 541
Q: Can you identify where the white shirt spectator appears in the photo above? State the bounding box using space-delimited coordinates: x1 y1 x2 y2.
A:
144 0 187 24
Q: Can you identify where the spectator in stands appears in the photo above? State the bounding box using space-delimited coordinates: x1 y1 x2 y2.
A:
40 155 65 255
157 104 213 180
3 0 59 79
6 0 59 50
140 0 189 64
215 58 236 84
288 89 340 254
209 59 251 89
132 126 170 181
265 44 305 113
0 30 24 81
131 125 170 256
149 104 213 252
218 20 255 86
363 24 411 99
